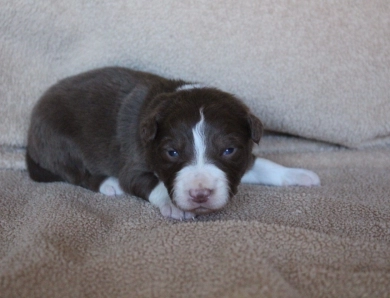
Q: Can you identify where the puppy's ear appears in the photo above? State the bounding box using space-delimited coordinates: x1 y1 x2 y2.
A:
139 94 172 144
247 113 263 144
140 115 158 144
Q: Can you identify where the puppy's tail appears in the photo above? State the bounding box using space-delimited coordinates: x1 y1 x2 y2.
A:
26 152 64 183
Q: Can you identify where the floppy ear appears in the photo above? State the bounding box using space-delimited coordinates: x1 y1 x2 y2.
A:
139 94 173 144
140 114 158 144
247 113 263 144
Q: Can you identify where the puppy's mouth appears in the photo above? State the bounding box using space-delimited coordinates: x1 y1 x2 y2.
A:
171 162 231 214
171 186 231 214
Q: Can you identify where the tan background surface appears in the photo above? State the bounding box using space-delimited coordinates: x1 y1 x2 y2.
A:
1 1 390 148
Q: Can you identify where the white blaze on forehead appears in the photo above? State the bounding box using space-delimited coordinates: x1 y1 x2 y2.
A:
172 108 230 212
192 109 206 166
176 83 205 91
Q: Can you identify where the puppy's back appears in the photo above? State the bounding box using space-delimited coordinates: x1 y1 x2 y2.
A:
26 67 148 184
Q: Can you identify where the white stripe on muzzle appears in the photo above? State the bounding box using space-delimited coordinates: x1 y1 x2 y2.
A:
173 109 229 212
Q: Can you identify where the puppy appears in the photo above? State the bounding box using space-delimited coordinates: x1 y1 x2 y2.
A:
26 67 320 219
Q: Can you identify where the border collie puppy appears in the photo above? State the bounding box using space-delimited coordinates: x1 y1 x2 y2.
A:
26 67 320 220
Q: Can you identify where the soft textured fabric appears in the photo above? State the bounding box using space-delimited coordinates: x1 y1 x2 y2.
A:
1 138 390 297
1 1 390 148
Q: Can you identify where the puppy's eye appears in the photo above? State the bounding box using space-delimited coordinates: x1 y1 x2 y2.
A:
222 148 235 156
167 150 179 157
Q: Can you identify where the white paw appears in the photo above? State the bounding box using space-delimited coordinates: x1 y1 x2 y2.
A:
148 181 196 220
282 168 320 186
99 177 124 196
159 202 196 220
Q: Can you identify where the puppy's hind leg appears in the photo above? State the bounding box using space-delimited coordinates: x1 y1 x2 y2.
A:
58 162 108 193
241 157 320 186
26 150 108 193
26 151 64 183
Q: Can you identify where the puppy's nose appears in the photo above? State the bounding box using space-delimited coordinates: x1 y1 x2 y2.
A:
189 188 211 203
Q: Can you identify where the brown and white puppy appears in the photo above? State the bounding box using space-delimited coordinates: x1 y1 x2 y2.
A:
26 67 320 219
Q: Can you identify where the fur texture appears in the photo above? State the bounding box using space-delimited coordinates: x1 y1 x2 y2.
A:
26 67 319 219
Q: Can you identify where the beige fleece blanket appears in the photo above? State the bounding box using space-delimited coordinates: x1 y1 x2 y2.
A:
1 137 390 297
1 0 390 148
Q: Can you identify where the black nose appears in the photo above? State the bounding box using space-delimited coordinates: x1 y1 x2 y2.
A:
189 188 211 203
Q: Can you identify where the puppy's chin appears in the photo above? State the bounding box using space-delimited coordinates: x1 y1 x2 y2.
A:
190 208 215 215
172 194 230 215
171 194 230 215
182 205 225 215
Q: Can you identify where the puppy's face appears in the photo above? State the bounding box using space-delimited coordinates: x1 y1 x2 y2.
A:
141 89 262 214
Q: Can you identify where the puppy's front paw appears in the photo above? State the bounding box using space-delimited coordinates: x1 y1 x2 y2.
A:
99 177 124 196
148 181 196 220
282 168 320 186
159 202 196 220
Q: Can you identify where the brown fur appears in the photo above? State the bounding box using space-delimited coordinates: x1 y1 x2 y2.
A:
26 67 263 203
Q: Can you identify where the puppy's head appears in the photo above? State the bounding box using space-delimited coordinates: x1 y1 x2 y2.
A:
141 88 262 214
